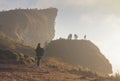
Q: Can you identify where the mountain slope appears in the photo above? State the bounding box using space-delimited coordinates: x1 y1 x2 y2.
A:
45 39 112 74
0 58 115 81
0 33 119 81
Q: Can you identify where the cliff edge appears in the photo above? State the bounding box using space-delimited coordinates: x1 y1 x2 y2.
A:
0 8 57 46
45 39 113 74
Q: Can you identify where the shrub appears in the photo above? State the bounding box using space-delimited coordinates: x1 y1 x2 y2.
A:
26 56 35 63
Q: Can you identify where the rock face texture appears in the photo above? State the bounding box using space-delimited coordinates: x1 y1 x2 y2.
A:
45 39 113 74
0 8 57 46
0 33 35 64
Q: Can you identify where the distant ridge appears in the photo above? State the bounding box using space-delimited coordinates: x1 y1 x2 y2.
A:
45 39 113 74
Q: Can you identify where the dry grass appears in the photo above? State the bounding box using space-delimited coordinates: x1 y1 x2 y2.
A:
109 73 120 81
0 57 120 81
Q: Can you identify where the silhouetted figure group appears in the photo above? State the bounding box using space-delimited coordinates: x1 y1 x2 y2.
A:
35 43 44 68
67 34 87 40
68 34 78 40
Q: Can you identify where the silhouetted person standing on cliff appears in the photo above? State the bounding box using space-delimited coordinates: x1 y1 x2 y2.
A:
74 34 78 40
68 34 72 40
35 43 44 68
84 35 86 40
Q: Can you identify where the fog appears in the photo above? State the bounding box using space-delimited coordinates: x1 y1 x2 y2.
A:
0 0 120 73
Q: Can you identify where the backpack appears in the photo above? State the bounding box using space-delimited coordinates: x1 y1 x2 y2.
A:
36 48 44 56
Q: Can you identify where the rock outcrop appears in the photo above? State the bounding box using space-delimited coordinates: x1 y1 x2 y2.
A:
0 8 57 46
0 33 35 64
45 39 113 74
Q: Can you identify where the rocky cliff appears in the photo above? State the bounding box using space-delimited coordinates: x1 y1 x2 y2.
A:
0 33 118 81
0 8 57 46
45 39 113 74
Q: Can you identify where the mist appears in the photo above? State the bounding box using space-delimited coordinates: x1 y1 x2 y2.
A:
0 0 120 73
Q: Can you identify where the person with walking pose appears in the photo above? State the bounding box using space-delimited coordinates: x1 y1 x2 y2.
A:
35 43 44 68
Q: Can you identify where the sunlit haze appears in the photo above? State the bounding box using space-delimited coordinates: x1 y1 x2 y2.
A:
0 0 120 73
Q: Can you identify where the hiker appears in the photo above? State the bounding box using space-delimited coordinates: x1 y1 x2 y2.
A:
74 34 78 40
84 35 86 40
35 43 44 68
68 34 72 40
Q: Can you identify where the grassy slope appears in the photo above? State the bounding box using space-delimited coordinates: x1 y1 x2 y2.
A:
0 58 115 81
0 33 120 81
45 39 112 74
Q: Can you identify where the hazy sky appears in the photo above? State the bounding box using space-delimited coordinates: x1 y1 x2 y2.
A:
0 0 120 73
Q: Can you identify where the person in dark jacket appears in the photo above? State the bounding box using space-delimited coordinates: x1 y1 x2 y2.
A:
35 43 44 68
